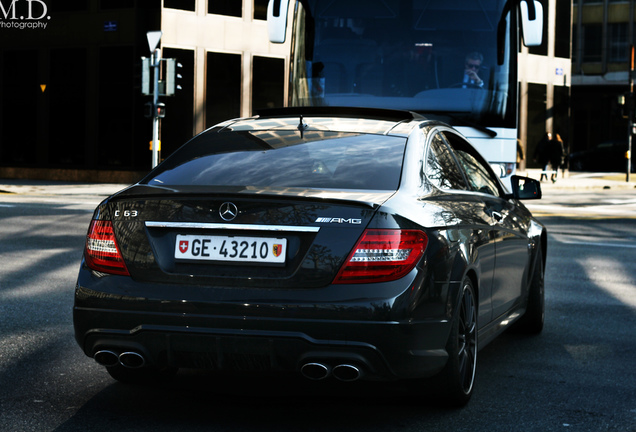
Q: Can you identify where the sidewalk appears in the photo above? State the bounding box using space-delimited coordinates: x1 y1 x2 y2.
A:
0 179 129 197
521 169 636 192
0 171 634 197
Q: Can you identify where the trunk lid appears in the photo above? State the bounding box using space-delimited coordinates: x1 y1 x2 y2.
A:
101 185 395 288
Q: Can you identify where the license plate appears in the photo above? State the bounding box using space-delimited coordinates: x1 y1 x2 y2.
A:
175 234 286 264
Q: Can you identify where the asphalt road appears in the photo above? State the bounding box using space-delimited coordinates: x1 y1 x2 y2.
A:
0 190 635 431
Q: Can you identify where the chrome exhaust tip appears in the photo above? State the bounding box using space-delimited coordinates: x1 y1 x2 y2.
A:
119 351 145 369
94 350 120 367
301 362 331 380
332 364 362 382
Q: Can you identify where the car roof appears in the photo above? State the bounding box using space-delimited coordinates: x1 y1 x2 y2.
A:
212 107 433 138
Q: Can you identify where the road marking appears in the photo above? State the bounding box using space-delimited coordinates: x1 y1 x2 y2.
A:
551 235 636 249
605 198 636 205
557 240 636 249
532 212 636 220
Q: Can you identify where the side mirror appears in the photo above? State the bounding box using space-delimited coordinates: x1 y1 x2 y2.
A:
267 0 291 43
520 0 543 47
510 175 542 200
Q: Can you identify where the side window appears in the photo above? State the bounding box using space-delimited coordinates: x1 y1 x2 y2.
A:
445 133 501 197
425 132 467 190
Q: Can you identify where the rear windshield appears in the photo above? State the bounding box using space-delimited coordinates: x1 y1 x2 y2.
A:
145 130 406 191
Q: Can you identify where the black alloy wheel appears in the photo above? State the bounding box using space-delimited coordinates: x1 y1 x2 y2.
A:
415 278 477 407
512 246 545 334
436 278 478 407
455 279 478 399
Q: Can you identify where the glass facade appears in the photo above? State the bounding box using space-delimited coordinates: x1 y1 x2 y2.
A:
206 52 242 128
252 56 285 112
208 0 242 17
607 23 629 63
582 24 603 63
0 1 286 179
49 48 87 166
1 50 38 165
571 0 635 155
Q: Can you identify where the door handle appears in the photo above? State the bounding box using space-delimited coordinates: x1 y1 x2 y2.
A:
490 210 503 222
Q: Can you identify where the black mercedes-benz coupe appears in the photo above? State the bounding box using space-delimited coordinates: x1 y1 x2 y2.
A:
74 107 546 406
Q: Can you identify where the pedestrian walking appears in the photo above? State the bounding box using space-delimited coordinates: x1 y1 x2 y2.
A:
547 133 565 183
534 132 551 181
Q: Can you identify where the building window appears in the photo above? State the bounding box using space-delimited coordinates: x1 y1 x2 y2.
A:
206 52 242 127
572 25 578 65
254 0 268 20
209 0 242 17
48 1 87 12
555 0 571 59
608 22 628 63
98 46 134 168
252 56 284 112
1 50 38 165
165 0 195 12
582 24 602 63
100 0 134 9
49 48 87 166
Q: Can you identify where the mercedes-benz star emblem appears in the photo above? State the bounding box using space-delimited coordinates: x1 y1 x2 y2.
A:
219 202 238 221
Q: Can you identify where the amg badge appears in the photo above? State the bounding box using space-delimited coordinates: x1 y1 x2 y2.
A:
315 217 362 224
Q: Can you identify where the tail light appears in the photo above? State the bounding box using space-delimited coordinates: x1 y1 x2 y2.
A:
84 220 130 276
333 229 428 284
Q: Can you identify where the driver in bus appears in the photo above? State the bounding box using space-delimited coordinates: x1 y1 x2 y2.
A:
462 52 485 88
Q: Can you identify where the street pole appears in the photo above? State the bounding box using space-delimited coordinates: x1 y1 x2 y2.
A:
152 47 161 169
146 31 163 169
628 45 634 183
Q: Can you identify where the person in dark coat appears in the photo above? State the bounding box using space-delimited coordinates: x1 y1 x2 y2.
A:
547 133 565 183
534 132 552 181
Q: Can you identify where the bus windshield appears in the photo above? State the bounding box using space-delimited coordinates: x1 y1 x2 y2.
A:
289 0 517 129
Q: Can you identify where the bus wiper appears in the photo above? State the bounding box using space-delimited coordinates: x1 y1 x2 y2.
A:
417 112 497 138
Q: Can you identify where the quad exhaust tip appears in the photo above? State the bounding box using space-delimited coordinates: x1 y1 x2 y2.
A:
94 350 119 368
94 350 145 369
332 364 362 382
301 362 331 380
119 351 145 369
300 362 363 381
95 352 360 379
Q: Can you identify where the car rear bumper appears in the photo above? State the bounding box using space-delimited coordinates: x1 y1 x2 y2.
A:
74 268 455 381
76 315 449 381
74 307 451 382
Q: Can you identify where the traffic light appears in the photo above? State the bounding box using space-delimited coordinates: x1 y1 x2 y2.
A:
144 101 165 118
156 102 166 118
165 58 182 96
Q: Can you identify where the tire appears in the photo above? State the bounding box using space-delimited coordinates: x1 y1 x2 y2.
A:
513 247 545 334
425 278 478 408
106 364 178 385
